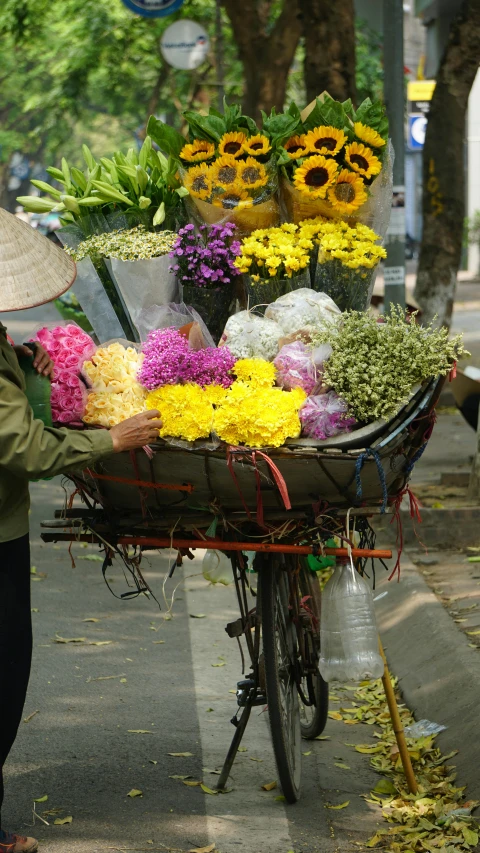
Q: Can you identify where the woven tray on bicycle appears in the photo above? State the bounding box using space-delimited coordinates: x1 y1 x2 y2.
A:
65 376 443 533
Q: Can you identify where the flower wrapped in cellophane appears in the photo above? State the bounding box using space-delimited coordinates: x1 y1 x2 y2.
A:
308 219 386 311
30 323 95 425
278 95 392 237
82 341 147 427
148 104 282 235
234 224 313 310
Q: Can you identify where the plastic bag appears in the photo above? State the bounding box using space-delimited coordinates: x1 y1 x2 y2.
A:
265 288 341 336
105 255 181 343
202 550 234 585
135 302 215 348
274 341 332 395
219 310 284 361
299 391 356 441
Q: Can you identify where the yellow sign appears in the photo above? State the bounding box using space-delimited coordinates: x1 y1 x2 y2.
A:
407 80 436 102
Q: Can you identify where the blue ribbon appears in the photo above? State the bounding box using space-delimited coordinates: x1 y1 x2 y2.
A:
355 448 388 513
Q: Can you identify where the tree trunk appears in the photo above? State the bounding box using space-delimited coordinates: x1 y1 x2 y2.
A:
221 0 302 121
414 0 480 327
299 0 356 104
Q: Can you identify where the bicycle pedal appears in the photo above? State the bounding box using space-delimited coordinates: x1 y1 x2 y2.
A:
236 678 266 707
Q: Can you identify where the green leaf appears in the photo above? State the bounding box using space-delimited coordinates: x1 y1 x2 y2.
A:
46 166 67 183
302 96 348 132
61 157 71 186
70 167 87 191
82 144 96 171
127 789 143 798
354 98 389 140
462 827 478 847
147 116 186 159
139 135 152 170
34 795 48 803
372 778 396 795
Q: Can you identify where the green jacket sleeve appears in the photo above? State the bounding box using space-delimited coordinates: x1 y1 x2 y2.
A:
0 365 114 480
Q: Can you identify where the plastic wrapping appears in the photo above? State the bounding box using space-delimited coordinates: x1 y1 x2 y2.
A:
313 261 378 312
105 256 180 343
219 311 284 361
202 550 234 585
181 158 281 237
274 341 332 394
265 288 341 335
29 322 95 425
244 270 311 315
299 391 356 441
57 229 132 342
82 339 147 427
134 302 215 348
280 140 394 239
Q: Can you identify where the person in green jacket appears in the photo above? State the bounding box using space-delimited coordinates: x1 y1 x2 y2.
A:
0 209 161 853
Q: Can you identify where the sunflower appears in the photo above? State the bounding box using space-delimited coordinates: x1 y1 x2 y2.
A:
184 163 212 200
353 122 386 149
243 134 271 157
293 155 338 199
180 139 215 163
237 157 268 190
304 126 347 156
344 141 382 179
284 135 309 159
213 187 253 209
211 155 240 188
218 131 247 158
328 169 368 214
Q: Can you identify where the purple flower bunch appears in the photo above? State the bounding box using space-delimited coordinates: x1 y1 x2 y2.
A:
169 222 241 289
138 327 236 391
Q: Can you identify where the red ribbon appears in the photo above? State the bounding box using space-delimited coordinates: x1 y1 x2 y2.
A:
226 446 291 528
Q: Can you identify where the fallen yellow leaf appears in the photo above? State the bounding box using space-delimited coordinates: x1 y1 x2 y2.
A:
328 711 343 721
334 762 350 770
127 789 143 798
183 780 202 787
33 795 48 803
54 635 86 643
261 781 277 791
200 784 218 795
54 816 73 825
467 630 480 635
211 662 226 667
326 801 350 810
128 730 153 734
188 845 215 853
168 752 194 757
82 618 100 623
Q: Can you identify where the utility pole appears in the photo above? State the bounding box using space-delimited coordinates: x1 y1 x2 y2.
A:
215 0 225 112
383 0 406 312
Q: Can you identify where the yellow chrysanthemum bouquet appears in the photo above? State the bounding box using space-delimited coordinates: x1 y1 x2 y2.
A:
302 217 387 311
148 103 282 235
235 223 314 310
278 94 391 233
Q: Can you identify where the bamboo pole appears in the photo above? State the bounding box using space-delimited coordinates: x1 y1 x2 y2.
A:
379 639 418 794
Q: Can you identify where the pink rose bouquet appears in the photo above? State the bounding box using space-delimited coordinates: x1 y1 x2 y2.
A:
31 323 95 424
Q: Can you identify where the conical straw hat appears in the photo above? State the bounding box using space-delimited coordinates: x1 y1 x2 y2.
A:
0 207 76 311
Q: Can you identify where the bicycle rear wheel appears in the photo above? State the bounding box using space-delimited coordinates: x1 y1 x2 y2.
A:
259 554 302 803
298 560 329 740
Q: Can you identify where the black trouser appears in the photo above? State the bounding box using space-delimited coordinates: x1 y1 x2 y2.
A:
0 535 32 829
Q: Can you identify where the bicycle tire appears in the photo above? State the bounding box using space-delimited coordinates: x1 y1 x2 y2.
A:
260 554 302 804
298 560 329 740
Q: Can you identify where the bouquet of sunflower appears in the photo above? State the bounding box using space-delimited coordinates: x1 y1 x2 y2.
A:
235 223 313 310
278 95 392 235
148 103 302 235
302 218 386 311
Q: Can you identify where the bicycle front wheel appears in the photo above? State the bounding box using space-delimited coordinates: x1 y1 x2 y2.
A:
259 554 302 803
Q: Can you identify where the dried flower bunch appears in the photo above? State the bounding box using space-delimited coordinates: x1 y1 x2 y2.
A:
170 222 241 289
67 226 178 262
312 308 468 422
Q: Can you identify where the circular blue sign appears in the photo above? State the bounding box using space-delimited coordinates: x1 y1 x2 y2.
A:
121 0 184 18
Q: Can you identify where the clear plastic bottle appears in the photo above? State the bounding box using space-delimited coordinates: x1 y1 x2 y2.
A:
319 558 384 683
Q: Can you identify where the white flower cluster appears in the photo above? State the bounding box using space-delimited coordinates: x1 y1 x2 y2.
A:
220 311 283 361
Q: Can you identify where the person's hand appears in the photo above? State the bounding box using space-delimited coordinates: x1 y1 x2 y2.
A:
110 410 162 452
14 343 55 378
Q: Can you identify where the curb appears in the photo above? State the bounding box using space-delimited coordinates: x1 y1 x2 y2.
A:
376 509 480 548
374 546 480 791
